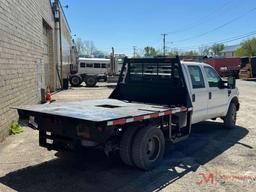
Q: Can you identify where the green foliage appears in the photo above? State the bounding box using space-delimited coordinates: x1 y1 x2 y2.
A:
183 50 199 56
235 38 256 57
167 50 199 57
235 47 245 57
167 50 179 57
210 43 224 56
144 46 158 57
9 121 23 135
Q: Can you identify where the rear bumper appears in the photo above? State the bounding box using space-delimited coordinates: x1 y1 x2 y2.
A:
17 109 114 149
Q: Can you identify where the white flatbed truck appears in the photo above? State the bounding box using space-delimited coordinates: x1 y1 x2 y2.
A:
16 57 239 170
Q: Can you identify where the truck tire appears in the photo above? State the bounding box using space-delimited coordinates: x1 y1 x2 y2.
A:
70 75 81 87
85 76 97 87
132 126 165 170
224 102 237 129
120 128 138 166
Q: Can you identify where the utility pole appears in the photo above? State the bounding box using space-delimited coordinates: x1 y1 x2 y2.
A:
161 33 168 56
110 47 115 74
133 46 136 58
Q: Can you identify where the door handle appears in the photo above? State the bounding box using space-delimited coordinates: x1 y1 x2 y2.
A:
228 90 231 97
192 94 195 102
209 92 212 100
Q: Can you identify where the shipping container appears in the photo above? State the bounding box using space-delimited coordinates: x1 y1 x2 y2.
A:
206 58 241 78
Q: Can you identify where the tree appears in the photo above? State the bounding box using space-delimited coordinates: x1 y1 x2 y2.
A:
167 48 180 57
144 46 158 57
235 38 256 57
93 50 106 58
84 40 97 56
183 50 199 57
74 38 86 56
198 45 210 56
74 38 105 57
210 43 224 56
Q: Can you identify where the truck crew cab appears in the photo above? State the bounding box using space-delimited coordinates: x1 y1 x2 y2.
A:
16 57 239 170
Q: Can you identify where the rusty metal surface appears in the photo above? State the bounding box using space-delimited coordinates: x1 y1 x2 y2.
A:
15 99 174 122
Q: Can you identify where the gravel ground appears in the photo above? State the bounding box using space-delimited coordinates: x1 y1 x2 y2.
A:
0 81 256 192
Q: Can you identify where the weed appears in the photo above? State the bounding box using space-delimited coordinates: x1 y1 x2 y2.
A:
9 121 23 135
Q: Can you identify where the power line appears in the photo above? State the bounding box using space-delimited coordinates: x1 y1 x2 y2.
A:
216 31 256 44
173 31 256 50
173 7 256 43
167 0 235 34
146 0 234 48
115 31 256 55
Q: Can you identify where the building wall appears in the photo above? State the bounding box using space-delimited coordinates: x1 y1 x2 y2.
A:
0 0 73 141
53 1 75 89
223 52 235 58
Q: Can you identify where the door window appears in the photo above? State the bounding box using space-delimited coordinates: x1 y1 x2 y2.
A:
204 67 221 87
188 66 205 89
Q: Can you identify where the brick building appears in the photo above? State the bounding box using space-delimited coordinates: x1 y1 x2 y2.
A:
0 0 75 141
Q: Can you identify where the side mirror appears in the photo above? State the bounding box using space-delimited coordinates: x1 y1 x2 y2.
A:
219 80 228 89
227 76 236 89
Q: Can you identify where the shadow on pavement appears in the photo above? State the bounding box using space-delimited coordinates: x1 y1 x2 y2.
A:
0 121 249 192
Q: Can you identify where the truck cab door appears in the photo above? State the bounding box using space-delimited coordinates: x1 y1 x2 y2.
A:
203 66 229 118
186 65 209 124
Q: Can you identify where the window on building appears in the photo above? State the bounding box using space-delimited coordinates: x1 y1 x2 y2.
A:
101 64 106 68
188 65 205 89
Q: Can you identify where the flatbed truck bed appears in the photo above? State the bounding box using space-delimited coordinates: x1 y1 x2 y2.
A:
16 99 188 125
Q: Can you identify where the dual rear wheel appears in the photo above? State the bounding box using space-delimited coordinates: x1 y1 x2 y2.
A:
69 75 97 87
120 126 165 170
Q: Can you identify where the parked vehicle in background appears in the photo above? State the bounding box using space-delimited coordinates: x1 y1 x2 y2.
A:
107 57 124 82
239 57 256 80
205 57 241 78
16 57 239 170
69 58 111 87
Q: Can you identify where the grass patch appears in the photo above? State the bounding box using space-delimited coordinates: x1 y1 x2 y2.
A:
9 121 23 135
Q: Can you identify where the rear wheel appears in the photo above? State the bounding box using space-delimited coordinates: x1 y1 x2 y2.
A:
132 126 165 170
70 75 81 87
224 102 237 129
85 76 97 87
120 127 138 166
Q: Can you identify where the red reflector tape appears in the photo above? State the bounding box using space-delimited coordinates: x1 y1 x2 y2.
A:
106 108 188 126
164 111 172 115
112 119 126 125
134 116 144 121
150 113 159 118
180 107 188 112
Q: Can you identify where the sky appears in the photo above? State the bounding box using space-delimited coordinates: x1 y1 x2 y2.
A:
60 0 256 56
